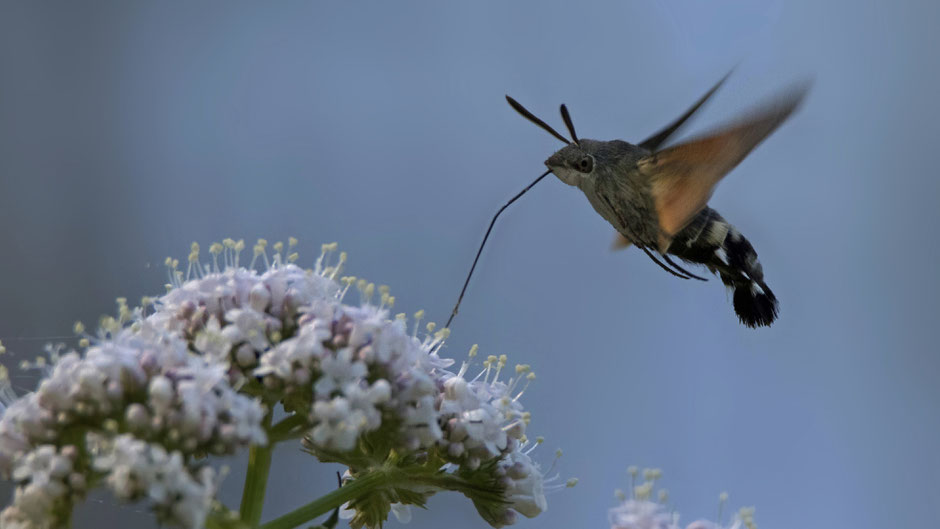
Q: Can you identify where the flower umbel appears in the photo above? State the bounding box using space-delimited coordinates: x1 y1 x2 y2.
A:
608 468 756 529
0 239 561 529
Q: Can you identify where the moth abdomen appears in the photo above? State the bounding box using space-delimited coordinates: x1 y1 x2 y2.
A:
668 207 779 328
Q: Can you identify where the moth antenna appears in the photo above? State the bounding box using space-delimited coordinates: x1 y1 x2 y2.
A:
445 169 553 329
662 254 708 281
506 96 571 145
559 104 580 145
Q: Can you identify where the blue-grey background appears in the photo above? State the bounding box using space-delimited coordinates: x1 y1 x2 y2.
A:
1 1 937 528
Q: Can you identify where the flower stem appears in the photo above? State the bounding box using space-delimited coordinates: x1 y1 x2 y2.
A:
268 413 307 443
258 470 392 529
240 413 274 527
258 466 492 529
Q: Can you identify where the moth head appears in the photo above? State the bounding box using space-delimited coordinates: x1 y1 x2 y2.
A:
504 95 594 187
545 145 595 186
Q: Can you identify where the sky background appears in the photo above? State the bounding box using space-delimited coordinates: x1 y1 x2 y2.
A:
1 1 938 528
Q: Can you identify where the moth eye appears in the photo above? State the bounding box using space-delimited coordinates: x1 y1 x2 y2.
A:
578 156 593 172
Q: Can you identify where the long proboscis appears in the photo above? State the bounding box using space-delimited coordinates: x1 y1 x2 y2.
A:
445 169 552 329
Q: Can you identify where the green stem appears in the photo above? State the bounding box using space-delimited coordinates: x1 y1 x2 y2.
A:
268 413 307 443
240 413 274 527
259 470 392 529
258 467 491 529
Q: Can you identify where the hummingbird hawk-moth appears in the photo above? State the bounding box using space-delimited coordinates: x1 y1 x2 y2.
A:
446 74 807 329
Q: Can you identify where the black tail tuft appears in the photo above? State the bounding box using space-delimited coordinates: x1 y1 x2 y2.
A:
732 280 778 328
667 207 780 328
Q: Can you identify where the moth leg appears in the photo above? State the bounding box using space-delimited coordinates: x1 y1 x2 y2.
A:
662 254 708 281
639 245 692 280
599 193 692 281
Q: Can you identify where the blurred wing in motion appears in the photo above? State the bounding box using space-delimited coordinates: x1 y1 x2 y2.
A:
638 71 732 152
611 232 632 250
639 84 809 252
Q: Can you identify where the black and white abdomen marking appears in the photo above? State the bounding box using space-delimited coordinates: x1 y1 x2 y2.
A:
667 207 779 327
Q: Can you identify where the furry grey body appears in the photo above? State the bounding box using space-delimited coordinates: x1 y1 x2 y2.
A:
547 139 660 246
545 138 779 327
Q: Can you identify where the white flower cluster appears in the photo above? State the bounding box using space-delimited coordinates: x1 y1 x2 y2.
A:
609 498 678 529
92 434 219 529
438 351 533 468
0 239 552 528
156 242 548 493
608 469 756 529
148 241 448 454
0 312 266 528
491 444 549 523
0 444 81 529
